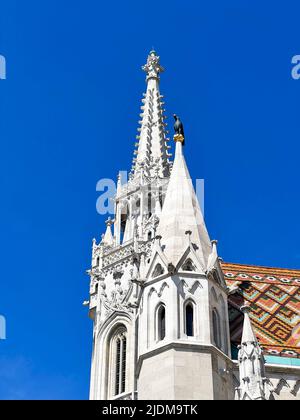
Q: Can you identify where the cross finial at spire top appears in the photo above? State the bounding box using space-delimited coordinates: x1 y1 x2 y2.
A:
142 50 164 80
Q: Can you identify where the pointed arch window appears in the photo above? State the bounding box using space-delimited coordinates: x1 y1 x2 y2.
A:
120 213 127 242
157 304 166 341
212 309 221 349
185 302 194 337
111 327 127 396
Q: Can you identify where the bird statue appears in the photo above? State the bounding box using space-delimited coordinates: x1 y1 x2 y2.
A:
173 114 185 145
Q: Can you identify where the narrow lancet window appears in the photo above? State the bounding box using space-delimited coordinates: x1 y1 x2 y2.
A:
113 328 127 396
212 309 221 349
157 305 166 341
185 303 194 336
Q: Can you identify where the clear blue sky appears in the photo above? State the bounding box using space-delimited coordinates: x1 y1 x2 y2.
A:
0 0 299 399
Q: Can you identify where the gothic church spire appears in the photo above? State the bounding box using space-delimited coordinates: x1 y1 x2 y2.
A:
132 50 171 179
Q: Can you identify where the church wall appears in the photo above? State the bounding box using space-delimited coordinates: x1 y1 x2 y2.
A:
137 348 176 399
136 271 234 400
137 343 234 400
211 352 234 400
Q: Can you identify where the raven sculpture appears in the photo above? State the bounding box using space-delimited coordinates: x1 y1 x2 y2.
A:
173 114 185 145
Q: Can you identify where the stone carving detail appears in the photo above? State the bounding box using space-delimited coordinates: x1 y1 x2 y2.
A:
291 380 300 396
273 378 290 395
98 277 107 298
130 251 141 282
113 267 124 281
102 244 134 268
103 294 133 318
101 240 152 272
142 50 164 80
167 263 176 275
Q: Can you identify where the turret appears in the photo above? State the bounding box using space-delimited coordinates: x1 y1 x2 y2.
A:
236 305 268 400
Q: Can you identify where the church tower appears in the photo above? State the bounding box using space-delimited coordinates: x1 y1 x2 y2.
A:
87 51 234 400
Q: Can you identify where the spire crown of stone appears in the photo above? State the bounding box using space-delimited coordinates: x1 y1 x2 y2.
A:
142 50 164 80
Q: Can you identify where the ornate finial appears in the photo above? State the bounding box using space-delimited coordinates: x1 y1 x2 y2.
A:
142 50 164 81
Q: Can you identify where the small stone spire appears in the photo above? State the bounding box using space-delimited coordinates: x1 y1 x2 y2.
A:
236 305 267 400
206 240 218 274
156 130 212 268
132 50 171 179
102 217 114 246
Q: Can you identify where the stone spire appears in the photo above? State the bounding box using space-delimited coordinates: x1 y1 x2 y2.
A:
236 305 267 400
132 50 171 179
102 217 114 247
156 133 212 268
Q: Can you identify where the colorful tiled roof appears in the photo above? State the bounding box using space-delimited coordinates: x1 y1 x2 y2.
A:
222 262 300 359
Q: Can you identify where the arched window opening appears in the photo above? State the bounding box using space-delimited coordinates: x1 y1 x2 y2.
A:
112 327 127 396
185 303 194 337
212 309 221 349
147 231 152 241
120 204 129 244
157 305 166 341
96 256 100 267
120 214 127 240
